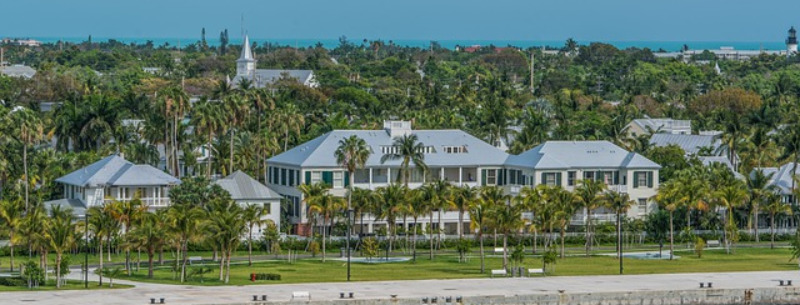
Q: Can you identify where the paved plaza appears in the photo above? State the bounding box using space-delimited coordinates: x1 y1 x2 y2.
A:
1 269 798 305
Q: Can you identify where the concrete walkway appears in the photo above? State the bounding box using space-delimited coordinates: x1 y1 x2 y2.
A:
2 270 798 305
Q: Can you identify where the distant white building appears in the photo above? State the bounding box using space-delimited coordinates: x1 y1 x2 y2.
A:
626 118 692 138
0 64 36 79
43 155 182 217
231 35 319 88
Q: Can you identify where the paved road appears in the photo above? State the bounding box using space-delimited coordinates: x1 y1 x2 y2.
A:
2 270 799 305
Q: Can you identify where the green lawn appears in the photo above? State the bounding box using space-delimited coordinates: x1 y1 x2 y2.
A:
0 279 132 292
108 247 799 286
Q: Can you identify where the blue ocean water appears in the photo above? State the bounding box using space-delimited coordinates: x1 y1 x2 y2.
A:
29 37 788 52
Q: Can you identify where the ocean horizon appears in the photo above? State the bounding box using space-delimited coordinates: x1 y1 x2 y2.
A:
15 36 790 52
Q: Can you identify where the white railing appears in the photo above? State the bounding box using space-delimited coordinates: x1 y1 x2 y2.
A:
570 213 618 225
104 197 171 208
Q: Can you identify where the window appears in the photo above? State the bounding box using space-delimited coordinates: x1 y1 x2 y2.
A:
567 171 576 186
602 171 614 185
288 170 295 186
584 171 595 181
633 171 653 188
486 169 497 185
262 203 271 215
509 169 517 185
333 171 344 189
638 199 648 214
443 146 468 154
281 168 287 186
544 173 558 186
311 171 322 184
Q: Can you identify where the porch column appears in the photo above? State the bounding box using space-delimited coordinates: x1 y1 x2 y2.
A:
458 167 463 186
387 168 391 184
440 168 445 181
369 168 373 189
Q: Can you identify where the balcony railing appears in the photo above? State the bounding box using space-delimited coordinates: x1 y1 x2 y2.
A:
104 197 171 207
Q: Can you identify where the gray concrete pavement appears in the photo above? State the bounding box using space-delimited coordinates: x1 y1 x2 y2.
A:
2 270 799 305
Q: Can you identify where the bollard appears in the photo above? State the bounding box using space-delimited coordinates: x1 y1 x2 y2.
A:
779 280 785 286
700 283 705 288
150 298 156 304
788 280 793 286
262 295 268 301
253 295 258 301
340 292 346 299
349 292 354 299
707 282 713 288
160 298 165 304
432 297 438 304
456 296 463 304
422 297 429 304
446 296 452 303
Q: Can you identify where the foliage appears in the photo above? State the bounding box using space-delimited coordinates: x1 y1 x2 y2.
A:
362 237 378 261
695 237 706 258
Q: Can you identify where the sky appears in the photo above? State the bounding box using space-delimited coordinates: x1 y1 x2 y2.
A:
3 0 800 42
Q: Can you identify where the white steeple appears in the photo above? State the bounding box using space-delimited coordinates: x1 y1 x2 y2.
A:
236 35 256 77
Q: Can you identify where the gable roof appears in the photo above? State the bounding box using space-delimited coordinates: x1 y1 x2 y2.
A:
55 155 180 187
0 64 36 79
754 162 799 195
649 133 721 155
506 141 661 170
232 69 315 88
268 129 510 168
630 118 691 132
215 170 281 200
700 156 744 180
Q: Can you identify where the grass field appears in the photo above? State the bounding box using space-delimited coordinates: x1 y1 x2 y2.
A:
106 247 798 286
0 279 132 292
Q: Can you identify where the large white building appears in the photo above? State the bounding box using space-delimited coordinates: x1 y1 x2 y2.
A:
231 35 318 88
267 121 661 235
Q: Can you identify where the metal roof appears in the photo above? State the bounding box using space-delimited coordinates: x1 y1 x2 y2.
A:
269 129 510 168
232 69 314 87
754 163 799 195
649 133 721 155
506 141 661 170
699 156 743 179
215 170 281 200
55 155 181 187
42 198 87 217
0 64 36 79
630 118 691 132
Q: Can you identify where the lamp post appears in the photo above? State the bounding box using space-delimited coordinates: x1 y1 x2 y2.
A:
346 208 353 281
84 213 89 288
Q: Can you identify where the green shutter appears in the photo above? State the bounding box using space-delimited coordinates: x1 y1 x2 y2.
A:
268 168 272 184
540 172 546 185
647 172 653 188
498 169 505 186
556 173 562 186
481 169 487 185
344 172 350 187
322 171 333 186
614 171 620 185
305 171 311 185
633 172 639 188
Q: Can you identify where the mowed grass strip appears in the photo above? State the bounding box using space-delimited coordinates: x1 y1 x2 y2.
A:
110 248 798 286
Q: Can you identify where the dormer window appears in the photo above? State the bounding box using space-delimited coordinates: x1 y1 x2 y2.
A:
443 146 468 154
381 145 436 154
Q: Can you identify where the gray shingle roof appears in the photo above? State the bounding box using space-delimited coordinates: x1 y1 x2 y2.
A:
506 141 661 169
269 129 510 168
42 198 87 217
215 170 281 200
55 155 180 187
649 134 721 155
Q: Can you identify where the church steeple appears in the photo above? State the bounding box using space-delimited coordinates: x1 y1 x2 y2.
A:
236 35 256 77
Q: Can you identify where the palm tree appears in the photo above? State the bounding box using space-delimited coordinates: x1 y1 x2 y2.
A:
276 104 305 152
205 200 247 283
109 198 145 275
374 184 406 257
224 95 249 173
128 212 168 278
243 204 268 266
548 187 578 258
191 99 223 178
334 134 371 276
519 185 545 254
165 202 204 283
380 134 428 186
46 205 77 288
604 190 635 274
406 188 428 261
306 193 343 262
351 188 377 239
489 190 521 270
10 107 43 212
424 180 450 259
747 169 776 243
0 199 23 271
574 179 606 256
714 182 748 254
451 185 478 239
654 180 685 260
299 183 328 239
469 190 493 273
88 205 117 285
763 192 792 249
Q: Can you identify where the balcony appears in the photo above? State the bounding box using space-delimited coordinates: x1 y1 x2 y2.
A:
570 213 617 225
104 197 171 208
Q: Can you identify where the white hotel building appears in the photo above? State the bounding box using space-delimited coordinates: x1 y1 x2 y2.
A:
267 121 661 236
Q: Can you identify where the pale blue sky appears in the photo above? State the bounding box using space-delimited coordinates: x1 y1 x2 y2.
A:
3 0 800 42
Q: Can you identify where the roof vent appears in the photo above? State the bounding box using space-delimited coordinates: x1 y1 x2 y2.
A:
383 120 412 137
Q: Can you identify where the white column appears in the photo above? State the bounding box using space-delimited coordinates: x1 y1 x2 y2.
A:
440 168 445 181
387 168 391 184
369 168 373 189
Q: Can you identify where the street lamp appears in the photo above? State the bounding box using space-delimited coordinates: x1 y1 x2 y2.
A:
346 208 354 281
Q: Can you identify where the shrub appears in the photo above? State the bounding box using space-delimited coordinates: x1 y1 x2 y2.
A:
0 277 26 287
308 241 321 257
694 237 705 258
252 273 281 281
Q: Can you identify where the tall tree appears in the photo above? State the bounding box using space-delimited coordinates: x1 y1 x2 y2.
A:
46 205 77 289
0 199 23 272
574 179 606 256
380 134 428 186
10 107 43 212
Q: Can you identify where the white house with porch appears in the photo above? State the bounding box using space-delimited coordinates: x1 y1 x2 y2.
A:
44 155 181 216
267 120 661 236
